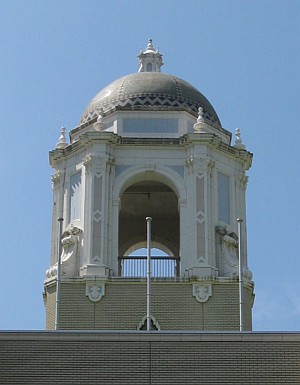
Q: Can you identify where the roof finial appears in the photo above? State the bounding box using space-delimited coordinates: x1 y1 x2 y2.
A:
234 128 245 149
93 108 106 131
138 39 163 73
193 107 208 133
146 38 154 52
56 127 68 149
197 107 205 123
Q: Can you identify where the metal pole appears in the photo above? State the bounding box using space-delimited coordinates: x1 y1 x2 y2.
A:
146 217 152 331
55 217 64 330
237 218 244 332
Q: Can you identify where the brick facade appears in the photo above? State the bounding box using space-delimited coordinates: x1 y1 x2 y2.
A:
44 280 253 331
1 331 299 385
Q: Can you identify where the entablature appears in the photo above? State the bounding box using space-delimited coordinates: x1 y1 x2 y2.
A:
50 131 252 171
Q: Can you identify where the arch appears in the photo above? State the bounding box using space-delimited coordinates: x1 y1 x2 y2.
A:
118 180 179 255
125 243 173 257
122 236 175 258
112 165 186 277
113 165 186 202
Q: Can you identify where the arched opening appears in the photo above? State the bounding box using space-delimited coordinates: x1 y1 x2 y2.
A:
119 247 179 277
118 180 180 277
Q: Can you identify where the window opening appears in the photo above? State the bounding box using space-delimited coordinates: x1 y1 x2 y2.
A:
118 180 180 277
119 247 178 278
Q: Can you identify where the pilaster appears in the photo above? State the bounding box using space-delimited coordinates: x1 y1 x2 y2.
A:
81 153 111 277
234 171 249 267
185 154 218 278
50 169 65 266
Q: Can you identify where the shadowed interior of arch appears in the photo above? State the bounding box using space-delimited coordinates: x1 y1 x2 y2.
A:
118 180 180 277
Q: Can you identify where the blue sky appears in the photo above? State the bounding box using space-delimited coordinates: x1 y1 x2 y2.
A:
0 0 299 331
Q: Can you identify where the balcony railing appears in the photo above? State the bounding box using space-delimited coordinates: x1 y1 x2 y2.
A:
118 256 180 278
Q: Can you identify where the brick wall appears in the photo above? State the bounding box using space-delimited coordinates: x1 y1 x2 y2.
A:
0 332 299 385
44 280 253 331
45 283 56 329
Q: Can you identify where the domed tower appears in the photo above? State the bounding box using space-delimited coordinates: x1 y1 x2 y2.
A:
44 40 254 331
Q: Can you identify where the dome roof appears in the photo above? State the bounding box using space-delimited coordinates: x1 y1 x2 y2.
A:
80 72 221 126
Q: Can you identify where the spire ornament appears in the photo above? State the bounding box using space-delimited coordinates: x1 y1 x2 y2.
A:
56 127 68 149
145 38 154 52
138 39 163 73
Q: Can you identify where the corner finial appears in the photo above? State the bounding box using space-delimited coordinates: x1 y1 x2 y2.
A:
56 127 68 149
138 39 163 73
197 107 205 123
193 107 208 133
234 128 245 149
93 108 106 131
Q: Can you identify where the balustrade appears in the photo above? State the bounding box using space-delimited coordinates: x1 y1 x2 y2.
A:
118 256 180 277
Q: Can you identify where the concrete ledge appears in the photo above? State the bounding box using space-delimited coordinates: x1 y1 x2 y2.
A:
1 330 300 342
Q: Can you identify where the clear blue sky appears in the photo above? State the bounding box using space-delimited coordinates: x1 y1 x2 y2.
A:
0 0 299 331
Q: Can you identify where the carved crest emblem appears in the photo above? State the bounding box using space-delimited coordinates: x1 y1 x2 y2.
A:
192 284 212 303
85 283 105 302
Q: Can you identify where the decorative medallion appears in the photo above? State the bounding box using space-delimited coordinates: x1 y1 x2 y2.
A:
85 283 105 302
193 284 212 303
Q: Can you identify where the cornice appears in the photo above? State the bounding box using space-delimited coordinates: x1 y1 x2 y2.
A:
49 132 253 171
49 132 119 167
182 133 253 170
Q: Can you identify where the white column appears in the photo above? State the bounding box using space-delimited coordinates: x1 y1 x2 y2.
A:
186 154 217 278
50 168 65 266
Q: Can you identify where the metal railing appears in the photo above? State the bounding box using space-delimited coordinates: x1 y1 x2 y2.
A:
118 256 180 278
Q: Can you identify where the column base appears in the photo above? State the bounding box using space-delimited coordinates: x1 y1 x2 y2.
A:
188 265 218 279
80 264 108 277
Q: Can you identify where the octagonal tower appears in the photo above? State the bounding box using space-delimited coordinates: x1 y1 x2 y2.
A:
44 40 254 331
